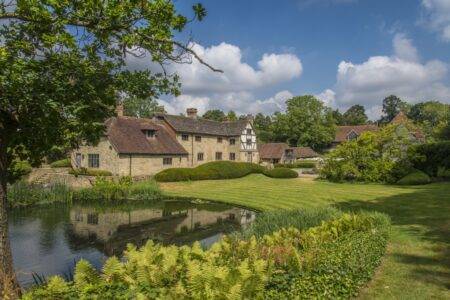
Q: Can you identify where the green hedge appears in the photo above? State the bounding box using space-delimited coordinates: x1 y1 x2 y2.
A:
69 168 112 177
263 167 298 178
275 161 317 169
409 141 450 176
50 158 71 168
397 170 431 185
437 167 450 180
154 161 265 182
24 211 390 299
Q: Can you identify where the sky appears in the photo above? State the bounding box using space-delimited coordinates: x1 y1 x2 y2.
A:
126 0 450 119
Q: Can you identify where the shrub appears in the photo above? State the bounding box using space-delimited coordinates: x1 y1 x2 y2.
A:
437 167 450 180
50 158 71 168
154 161 266 182
8 160 32 183
69 168 112 177
397 170 431 185
263 167 298 178
72 177 161 202
275 161 316 169
24 211 390 300
409 141 450 176
7 181 72 208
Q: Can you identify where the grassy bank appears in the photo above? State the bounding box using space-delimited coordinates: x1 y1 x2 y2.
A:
160 175 450 299
7 181 73 208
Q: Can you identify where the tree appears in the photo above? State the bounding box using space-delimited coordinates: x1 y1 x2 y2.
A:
332 109 345 125
408 101 450 140
379 95 410 123
202 109 226 121
226 110 237 121
343 105 368 125
272 95 336 150
0 1 215 296
123 96 160 118
253 113 273 142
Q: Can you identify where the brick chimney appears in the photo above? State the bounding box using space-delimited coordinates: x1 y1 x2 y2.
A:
186 108 198 119
115 103 124 117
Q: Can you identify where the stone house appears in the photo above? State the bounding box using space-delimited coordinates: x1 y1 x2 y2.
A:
71 107 259 176
258 143 319 164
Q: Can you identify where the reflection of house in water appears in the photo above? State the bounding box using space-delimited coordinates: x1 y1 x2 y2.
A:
68 202 255 256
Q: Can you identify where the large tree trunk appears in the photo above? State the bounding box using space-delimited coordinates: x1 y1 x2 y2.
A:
0 141 21 299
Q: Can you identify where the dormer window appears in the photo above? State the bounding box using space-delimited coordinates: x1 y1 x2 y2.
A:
145 130 155 138
347 131 358 141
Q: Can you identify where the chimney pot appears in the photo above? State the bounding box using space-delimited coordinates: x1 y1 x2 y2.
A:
186 108 198 118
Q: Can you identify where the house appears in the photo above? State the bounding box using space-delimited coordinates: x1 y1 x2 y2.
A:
258 143 319 164
71 106 259 176
330 124 379 149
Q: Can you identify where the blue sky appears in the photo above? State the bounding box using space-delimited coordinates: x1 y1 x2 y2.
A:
136 0 450 119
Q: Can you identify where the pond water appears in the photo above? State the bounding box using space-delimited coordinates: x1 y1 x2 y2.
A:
9 199 256 287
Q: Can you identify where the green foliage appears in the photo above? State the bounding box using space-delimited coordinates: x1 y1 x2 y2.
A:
50 158 71 168
226 110 238 121
379 95 410 124
321 124 417 183
408 141 450 176
397 171 431 185
7 181 72 208
239 207 342 239
69 168 112 177
123 95 161 118
408 101 450 140
24 211 390 299
8 160 32 183
202 109 226 121
343 104 368 125
274 160 317 169
154 161 266 182
437 167 450 179
271 95 336 150
263 168 298 179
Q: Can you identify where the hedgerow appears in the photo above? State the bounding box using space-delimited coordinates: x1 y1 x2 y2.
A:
263 167 298 178
154 161 265 182
274 161 317 169
397 170 431 185
24 211 390 299
50 158 71 168
69 167 112 176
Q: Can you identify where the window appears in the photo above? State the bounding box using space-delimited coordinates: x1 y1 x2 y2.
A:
229 152 236 161
181 134 189 141
87 213 98 225
88 154 99 168
246 128 252 135
347 131 359 141
229 138 235 145
146 130 155 138
163 157 172 165
246 138 252 147
195 135 202 142
197 152 204 161
215 152 222 160
217 137 223 143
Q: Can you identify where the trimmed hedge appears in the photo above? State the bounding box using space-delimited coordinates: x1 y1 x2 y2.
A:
263 167 298 178
50 158 71 168
275 161 317 169
69 168 112 177
397 170 431 185
409 141 450 176
154 161 265 182
24 211 390 299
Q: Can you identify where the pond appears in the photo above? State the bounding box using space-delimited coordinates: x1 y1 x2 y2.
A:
9 199 256 287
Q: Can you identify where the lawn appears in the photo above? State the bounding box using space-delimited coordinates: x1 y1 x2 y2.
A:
160 175 450 299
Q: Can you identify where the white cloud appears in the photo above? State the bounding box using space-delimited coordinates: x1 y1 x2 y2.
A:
421 0 450 42
317 34 450 119
127 42 302 115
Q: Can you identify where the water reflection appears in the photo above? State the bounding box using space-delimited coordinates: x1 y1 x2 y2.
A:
9 199 255 287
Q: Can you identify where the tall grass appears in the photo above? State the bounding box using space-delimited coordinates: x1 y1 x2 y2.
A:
239 207 342 239
7 181 73 208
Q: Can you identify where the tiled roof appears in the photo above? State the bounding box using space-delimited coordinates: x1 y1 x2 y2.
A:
334 125 378 142
158 114 249 136
106 117 188 155
258 143 289 159
292 147 319 158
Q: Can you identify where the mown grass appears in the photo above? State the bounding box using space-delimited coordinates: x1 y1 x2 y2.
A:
160 174 450 299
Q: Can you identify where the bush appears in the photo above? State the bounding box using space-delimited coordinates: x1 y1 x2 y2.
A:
72 177 161 202
154 161 266 182
275 161 316 169
263 167 298 178
7 181 72 208
8 160 32 183
437 167 450 180
69 168 112 177
50 158 71 168
397 170 431 185
409 141 450 176
24 211 390 300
